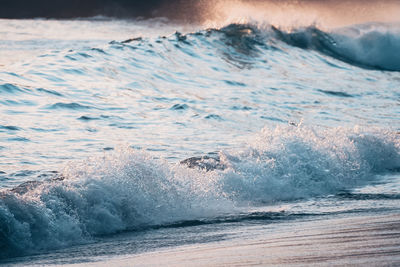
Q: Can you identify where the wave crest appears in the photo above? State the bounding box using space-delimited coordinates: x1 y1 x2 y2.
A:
272 23 400 71
121 22 400 71
1 125 399 258
210 22 400 71
218 126 400 202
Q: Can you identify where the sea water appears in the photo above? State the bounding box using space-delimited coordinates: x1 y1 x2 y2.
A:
0 8 399 264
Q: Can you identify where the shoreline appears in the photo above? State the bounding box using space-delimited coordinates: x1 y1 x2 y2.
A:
68 212 400 267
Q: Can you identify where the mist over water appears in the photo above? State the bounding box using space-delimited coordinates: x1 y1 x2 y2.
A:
0 0 400 262
192 0 400 28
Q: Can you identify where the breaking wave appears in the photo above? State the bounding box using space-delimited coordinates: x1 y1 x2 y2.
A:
211 23 400 71
115 22 400 71
1 125 399 258
272 23 400 71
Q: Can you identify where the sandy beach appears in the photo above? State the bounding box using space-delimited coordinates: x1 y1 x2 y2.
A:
65 212 400 267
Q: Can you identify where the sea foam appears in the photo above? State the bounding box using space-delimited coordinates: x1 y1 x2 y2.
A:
218 125 400 202
1 125 399 258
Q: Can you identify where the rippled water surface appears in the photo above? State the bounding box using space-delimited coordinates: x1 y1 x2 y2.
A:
1 19 399 180
0 17 399 262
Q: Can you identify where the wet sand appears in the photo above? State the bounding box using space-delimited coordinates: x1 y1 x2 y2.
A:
69 212 400 266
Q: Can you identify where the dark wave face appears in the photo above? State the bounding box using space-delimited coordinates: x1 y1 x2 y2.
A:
121 23 400 71
270 24 400 71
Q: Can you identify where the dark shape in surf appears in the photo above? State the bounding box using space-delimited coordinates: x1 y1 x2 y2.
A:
317 89 354 98
7 174 65 195
180 155 226 171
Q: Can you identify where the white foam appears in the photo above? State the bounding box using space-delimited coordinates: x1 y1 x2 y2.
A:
0 125 399 258
218 125 400 202
329 23 400 71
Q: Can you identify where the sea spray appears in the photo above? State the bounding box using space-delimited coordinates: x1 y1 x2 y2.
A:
218 126 400 202
1 125 399 258
0 148 231 258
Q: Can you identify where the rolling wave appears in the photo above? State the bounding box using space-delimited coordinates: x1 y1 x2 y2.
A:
272 23 400 71
3 22 399 101
111 22 400 71
0 125 399 258
203 23 400 71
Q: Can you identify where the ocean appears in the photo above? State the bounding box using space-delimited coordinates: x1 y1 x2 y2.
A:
0 1 400 265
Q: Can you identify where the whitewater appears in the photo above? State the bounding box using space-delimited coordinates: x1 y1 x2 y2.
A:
0 7 399 265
